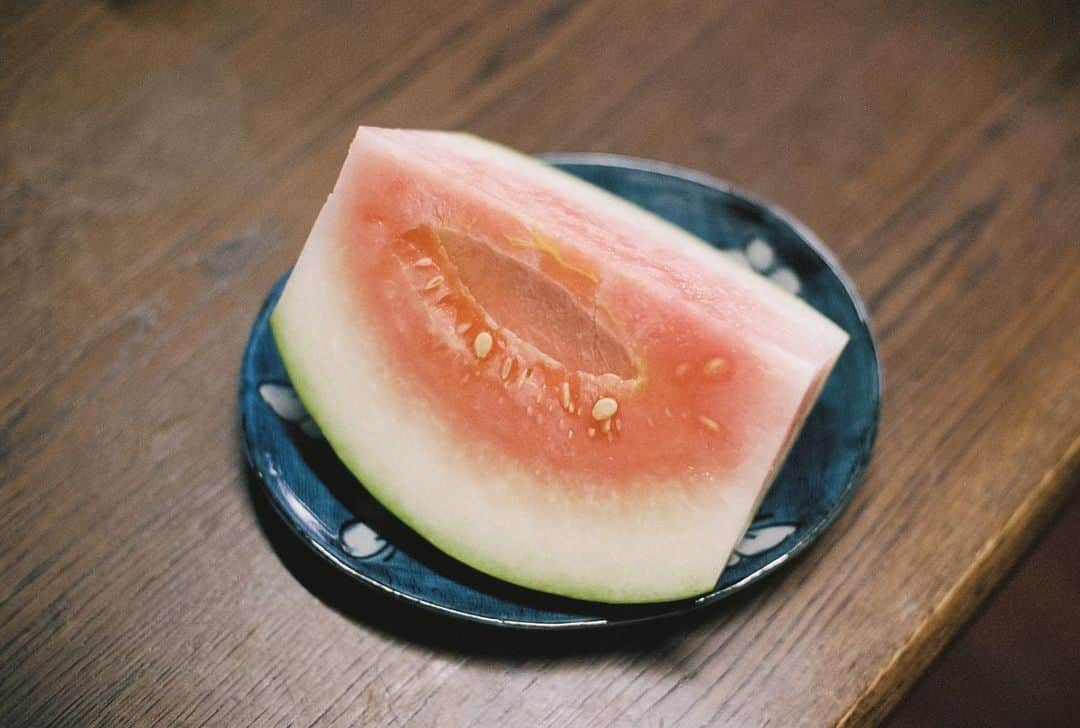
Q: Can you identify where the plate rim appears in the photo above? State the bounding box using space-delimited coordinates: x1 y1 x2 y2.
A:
240 153 882 630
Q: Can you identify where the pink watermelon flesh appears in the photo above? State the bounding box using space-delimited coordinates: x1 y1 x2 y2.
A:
271 127 848 603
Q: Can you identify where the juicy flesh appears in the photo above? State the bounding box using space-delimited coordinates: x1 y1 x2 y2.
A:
354 219 777 484
271 127 848 602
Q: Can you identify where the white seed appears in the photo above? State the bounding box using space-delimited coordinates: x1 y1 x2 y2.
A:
501 357 513 380
456 322 472 334
599 372 621 389
424 275 444 291
568 429 574 439
473 331 493 359
415 257 434 267
675 363 689 377
587 427 596 438
591 397 618 421
614 418 622 432
602 419 611 434
699 415 720 432
561 382 571 411
704 357 728 376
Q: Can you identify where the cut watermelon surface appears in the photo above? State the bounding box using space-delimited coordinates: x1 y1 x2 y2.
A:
271 127 848 603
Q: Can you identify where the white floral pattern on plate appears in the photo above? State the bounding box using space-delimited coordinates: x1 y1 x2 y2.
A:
340 520 392 559
259 383 324 439
726 523 798 567
730 237 802 295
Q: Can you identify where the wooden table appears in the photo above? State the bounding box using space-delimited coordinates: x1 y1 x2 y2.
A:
3 2 1078 725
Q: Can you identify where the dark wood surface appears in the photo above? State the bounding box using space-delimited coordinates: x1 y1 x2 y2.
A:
2 1 1078 725
888 489 1080 727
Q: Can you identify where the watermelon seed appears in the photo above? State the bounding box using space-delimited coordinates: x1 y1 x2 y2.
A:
591 397 618 421
456 322 472 334
561 382 572 411
500 358 513 380
675 362 689 377
568 429 574 439
588 427 596 438
424 275 444 291
415 257 434 267
473 331 493 358
704 357 728 376
698 415 721 432
602 418 612 434
614 418 622 433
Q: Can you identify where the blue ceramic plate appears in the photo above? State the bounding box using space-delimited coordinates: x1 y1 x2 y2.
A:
240 155 880 629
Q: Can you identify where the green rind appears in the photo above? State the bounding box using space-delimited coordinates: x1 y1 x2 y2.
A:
270 307 712 604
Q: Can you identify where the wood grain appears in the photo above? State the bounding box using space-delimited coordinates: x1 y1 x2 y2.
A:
2 1 1078 725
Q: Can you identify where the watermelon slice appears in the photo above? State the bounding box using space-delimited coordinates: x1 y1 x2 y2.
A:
271 128 848 603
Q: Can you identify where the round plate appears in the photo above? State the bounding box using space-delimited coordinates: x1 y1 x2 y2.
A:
240 154 881 629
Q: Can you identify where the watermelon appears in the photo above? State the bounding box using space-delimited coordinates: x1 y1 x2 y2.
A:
271 127 848 603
